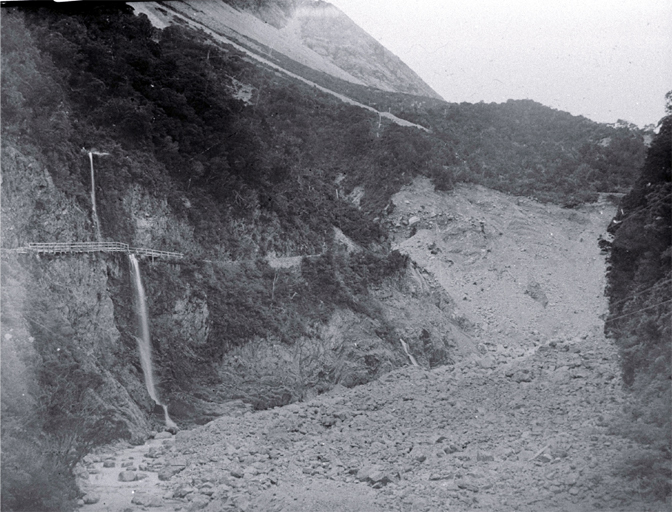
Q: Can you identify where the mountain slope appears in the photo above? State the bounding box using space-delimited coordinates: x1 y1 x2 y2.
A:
289 0 442 98
138 0 442 99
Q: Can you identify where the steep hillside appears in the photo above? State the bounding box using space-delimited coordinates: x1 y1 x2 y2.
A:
289 1 442 98
132 1 649 207
604 102 671 498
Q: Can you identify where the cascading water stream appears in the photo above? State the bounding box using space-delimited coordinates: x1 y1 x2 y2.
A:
89 152 102 242
129 254 177 429
400 338 419 367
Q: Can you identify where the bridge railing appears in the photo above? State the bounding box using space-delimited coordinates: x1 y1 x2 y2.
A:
131 247 184 259
20 242 184 260
28 242 129 253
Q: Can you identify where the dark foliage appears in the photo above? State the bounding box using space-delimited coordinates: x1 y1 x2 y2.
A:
604 95 671 498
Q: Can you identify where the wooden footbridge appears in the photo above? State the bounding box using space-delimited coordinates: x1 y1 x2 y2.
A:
8 241 184 260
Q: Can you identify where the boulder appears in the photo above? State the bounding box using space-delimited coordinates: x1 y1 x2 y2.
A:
145 446 164 458
356 465 395 486
82 493 100 504
118 471 137 482
131 493 163 507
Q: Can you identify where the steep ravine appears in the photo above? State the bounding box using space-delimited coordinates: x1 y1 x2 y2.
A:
72 183 667 512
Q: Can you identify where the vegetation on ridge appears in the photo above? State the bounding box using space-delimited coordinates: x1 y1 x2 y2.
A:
604 93 671 498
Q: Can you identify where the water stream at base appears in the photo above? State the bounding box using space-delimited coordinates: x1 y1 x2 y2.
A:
400 338 419 367
129 254 177 429
89 152 101 242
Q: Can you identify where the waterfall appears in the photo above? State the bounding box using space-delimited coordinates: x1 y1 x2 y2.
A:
400 338 419 367
129 254 177 429
89 152 101 242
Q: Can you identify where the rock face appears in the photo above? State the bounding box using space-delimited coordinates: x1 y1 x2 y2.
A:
1 148 150 444
292 1 442 98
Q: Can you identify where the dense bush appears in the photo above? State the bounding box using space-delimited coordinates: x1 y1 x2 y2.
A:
1 431 78 512
605 94 671 498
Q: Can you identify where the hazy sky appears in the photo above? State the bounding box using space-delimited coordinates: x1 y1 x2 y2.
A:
329 0 671 127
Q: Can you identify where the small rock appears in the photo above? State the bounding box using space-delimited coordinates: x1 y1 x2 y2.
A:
429 473 452 481
356 465 394 486
408 216 421 226
155 431 173 440
188 494 211 511
564 472 580 486
410 446 428 463
74 467 89 479
443 443 460 454
173 484 197 498
512 369 533 383
537 453 553 463
457 479 479 492
477 451 494 462
158 468 178 481
478 356 494 369
102 460 115 468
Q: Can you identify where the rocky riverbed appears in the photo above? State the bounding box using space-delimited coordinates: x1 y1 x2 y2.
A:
76 331 667 512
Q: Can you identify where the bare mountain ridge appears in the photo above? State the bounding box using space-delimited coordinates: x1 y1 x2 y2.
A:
141 0 442 99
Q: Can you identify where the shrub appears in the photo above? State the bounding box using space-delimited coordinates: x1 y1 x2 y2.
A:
1 429 78 512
